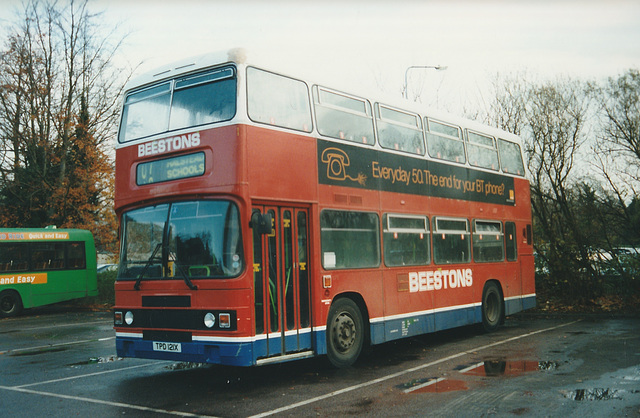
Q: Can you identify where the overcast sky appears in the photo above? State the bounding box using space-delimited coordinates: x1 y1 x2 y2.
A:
1 0 640 112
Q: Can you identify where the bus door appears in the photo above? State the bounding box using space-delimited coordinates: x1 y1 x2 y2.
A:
252 206 312 360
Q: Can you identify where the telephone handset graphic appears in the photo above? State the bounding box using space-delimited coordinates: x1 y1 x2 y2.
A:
320 147 367 185
321 148 350 181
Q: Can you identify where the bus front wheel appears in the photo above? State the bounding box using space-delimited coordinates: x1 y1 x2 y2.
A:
0 290 23 318
326 298 364 368
481 282 503 332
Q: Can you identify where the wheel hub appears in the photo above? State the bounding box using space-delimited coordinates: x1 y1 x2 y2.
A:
332 313 356 352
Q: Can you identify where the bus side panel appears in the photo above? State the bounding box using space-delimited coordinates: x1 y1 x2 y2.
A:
245 126 318 203
3 286 33 309
503 261 524 316
380 268 435 343
521 253 536 310
316 269 384 354
83 234 99 297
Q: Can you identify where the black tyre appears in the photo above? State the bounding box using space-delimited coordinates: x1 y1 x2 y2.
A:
481 282 503 332
0 290 23 318
326 298 364 368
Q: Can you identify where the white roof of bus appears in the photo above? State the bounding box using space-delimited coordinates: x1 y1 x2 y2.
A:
124 49 246 92
125 48 522 145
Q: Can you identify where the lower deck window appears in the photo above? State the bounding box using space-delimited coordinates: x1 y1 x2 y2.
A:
433 217 470 264
321 210 380 269
0 242 86 272
473 220 504 262
383 214 430 266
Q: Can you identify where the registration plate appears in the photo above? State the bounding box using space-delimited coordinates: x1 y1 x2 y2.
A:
152 341 182 353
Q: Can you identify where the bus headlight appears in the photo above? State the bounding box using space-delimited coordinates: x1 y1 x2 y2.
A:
124 311 134 325
204 312 216 328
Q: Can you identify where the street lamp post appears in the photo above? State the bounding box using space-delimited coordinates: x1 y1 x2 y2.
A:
403 65 448 99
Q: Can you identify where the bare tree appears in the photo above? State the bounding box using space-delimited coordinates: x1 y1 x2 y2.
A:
0 0 131 253
486 75 599 301
593 69 640 197
487 72 528 136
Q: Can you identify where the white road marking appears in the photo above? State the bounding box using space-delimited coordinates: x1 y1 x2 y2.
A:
9 319 110 331
0 384 219 417
0 320 581 417
403 377 447 393
249 320 582 417
1 361 218 416
0 336 115 355
15 362 158 388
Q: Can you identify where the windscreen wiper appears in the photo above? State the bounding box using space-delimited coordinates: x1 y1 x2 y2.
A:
134 243 162 290
173 261 198 291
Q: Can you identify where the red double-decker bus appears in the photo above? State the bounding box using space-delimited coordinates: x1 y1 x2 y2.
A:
113 49 535 367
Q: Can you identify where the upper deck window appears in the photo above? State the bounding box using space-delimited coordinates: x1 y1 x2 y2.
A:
313 86 375 145
467 131 499 171
119 67 236 143
498 138 525 176
376 104 424 155
247 67 312 132
426 119 466 164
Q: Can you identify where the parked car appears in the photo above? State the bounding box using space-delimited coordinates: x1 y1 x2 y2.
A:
591 247 639 277
97 264 118 274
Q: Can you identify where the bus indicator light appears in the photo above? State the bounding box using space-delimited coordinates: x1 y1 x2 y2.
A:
219 313 231 328
323 275 332 288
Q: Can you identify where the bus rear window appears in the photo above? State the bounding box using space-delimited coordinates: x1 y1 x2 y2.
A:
119 67 236 143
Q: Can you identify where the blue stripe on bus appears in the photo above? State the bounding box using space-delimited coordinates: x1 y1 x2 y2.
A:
115 337 254 366
116 295 536 366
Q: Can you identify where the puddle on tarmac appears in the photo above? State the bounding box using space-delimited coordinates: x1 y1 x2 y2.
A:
67 355 122 366
164 362 207 370
562 388 624 401
566 331 589 335
402 359 561 394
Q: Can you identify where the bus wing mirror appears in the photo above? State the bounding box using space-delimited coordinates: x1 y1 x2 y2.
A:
251 212 273 235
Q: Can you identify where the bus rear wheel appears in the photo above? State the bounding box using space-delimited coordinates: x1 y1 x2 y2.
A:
481 282 503 332
0 290 23 318
326 298 364 368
